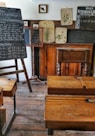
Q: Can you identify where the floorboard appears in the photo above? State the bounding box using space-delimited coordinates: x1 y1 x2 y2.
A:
2 80 95 136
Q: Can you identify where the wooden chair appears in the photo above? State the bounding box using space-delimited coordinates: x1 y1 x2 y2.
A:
56 47 91 76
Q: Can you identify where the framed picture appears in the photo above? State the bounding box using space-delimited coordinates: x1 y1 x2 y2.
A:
32 23 39 28
39 4 48 13
61 8 73 25
24 20 29 26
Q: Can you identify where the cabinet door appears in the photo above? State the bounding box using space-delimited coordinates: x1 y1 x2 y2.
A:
47 46 56 76
39 46 47 79
39 46 56 79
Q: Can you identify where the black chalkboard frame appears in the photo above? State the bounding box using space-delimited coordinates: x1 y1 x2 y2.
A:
67 29 95 43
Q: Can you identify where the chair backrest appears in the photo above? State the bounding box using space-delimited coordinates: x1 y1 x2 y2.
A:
56 47 91 76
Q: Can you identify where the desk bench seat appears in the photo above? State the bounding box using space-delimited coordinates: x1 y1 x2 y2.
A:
0 78 17 136
0 78 17 97
45 95 95 135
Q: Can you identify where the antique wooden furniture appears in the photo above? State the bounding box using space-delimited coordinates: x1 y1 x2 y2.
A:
45 76 95 135
56 47 91 76
0 78 17 135
39 43 94 79
45 95 95 135
24 20 94 79
47 76 95 95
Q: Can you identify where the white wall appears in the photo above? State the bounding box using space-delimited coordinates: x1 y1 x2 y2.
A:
0 0 95 80
2 0 95 20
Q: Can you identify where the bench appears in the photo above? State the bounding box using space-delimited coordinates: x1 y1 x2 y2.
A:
0 78 17 135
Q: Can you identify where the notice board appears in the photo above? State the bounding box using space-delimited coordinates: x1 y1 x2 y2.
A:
76 6 95 30
67 29 95 43
0 7 27 60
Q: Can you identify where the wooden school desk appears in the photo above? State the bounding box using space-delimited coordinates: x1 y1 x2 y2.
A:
45 76 95 135
0 78 17 135
47 76 95 95
45 95 95 135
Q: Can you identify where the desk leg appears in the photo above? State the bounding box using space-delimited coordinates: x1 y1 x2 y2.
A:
0 124 2 136
48 129 53 135
1 95 16 136
14 95 16 114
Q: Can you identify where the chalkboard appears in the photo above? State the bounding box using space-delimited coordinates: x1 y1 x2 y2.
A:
76 6 95 30
24 27 43 47
0 7 27 60
24 29 40 45
31 29 40 44
67 29 95 43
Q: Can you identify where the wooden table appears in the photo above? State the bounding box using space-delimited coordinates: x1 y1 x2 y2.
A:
0 78 17 136
47 76 95 95
45 95 95 135
45 76 95 135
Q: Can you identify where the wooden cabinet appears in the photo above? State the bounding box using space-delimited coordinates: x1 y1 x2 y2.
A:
39 43 94 79
29 21 94 79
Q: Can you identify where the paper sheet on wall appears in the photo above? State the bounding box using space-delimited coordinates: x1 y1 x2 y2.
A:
39 20 55 43
55 27 67 44
61 8 73 25
0 2 6 7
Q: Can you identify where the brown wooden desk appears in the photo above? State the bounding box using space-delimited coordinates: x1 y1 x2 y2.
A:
45 95 95 135
45 76 95 135
0 78 17 135
47 76 95 95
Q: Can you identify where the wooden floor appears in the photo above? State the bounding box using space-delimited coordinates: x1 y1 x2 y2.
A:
2 80 95 136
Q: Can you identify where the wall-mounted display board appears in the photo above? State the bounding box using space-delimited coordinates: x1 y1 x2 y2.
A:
76 6 95 30
0 7 27 60
67 29 95 43
39 20 55 43
55 27 67 44
61 8 73 26
24 27 43 47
